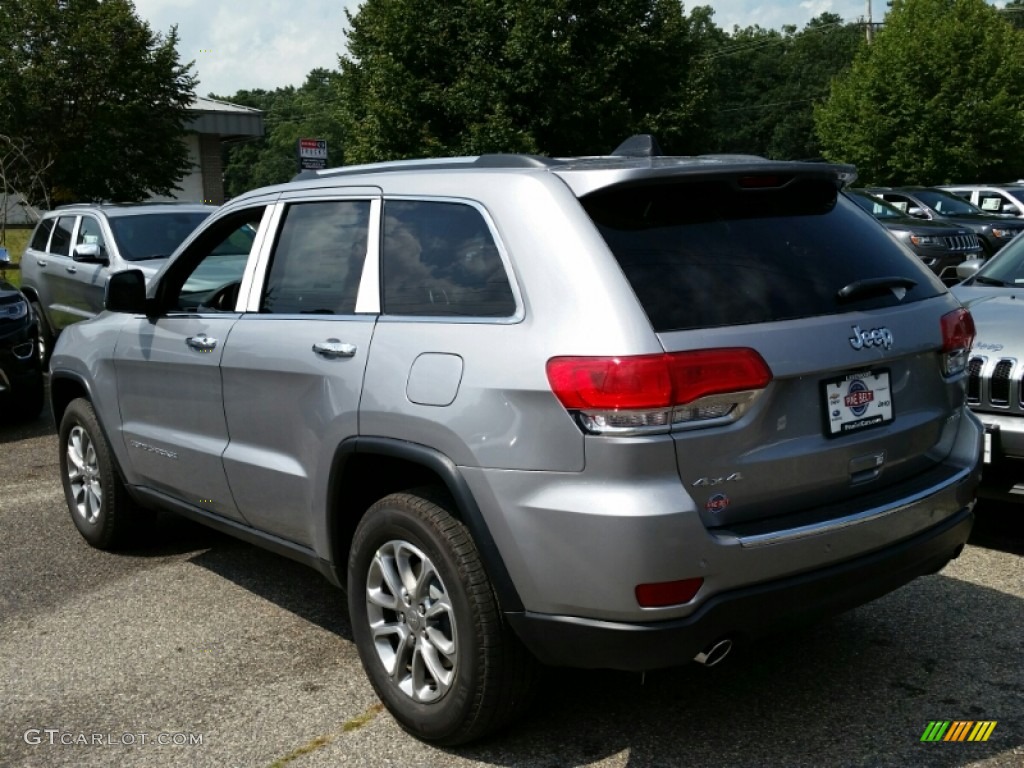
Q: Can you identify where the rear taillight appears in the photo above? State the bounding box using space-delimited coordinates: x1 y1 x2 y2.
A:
940 308 975 376
546 348 772 435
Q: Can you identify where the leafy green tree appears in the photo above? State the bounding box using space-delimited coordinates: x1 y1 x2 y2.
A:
815 0 1024 184
333 0 718 162
707 15 863 159
0 0 196 204
216 69 347 198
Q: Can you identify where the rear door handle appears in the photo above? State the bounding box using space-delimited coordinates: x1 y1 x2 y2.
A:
36 259 47 267
312 339 356 359
66 265 77 274
186 335 218 353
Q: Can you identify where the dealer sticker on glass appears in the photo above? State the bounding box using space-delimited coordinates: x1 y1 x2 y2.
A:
823 370 893 437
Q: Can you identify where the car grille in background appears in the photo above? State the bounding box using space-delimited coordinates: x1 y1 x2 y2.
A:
943 234 981 251
967 356 1021 409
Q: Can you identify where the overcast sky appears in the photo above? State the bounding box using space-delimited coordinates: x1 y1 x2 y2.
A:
132 0 882 98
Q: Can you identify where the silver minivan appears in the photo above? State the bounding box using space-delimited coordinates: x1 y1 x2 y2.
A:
48 139 982 745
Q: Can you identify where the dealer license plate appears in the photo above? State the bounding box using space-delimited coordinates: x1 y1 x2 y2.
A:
823 370 894 437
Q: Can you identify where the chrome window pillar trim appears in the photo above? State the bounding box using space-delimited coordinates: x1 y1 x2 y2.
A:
238 202 284 312
723 465 975 548
355 197 382 314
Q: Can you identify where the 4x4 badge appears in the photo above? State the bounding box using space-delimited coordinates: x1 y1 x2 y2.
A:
849 325 894 351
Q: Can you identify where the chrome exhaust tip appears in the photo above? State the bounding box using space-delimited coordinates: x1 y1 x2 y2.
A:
694 638 733 667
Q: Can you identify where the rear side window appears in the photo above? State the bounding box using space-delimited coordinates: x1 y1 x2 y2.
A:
30 219 54 251
261 200 370 315
50 216 75 257
582 179 944 332
382 200 515 317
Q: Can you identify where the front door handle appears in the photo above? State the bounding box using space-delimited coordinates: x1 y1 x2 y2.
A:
66 265 77 274
186 335 218 353
312 339 356 359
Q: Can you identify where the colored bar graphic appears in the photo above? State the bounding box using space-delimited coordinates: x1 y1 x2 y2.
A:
921 721 997 742
921 721 950 742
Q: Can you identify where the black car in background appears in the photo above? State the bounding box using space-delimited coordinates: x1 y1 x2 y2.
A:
864 186 1024 256
0 278 44 422
847 189 983 284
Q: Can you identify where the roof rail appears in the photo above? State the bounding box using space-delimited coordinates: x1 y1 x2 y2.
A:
291 153 560 182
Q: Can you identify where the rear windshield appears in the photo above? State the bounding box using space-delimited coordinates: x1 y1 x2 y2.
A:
582 178 944 332
109 212 211 261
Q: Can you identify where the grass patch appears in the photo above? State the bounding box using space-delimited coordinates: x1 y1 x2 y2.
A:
0 227 31 288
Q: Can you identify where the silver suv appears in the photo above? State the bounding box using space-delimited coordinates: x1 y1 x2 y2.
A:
19 202 214 360
49 138 983 745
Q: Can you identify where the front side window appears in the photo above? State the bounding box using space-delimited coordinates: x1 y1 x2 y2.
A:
382 200 515 317
261 200 371 315
76 216 108 260
160 207 265 312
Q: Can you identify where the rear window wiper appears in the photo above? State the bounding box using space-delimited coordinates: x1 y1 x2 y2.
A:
837 276 918 302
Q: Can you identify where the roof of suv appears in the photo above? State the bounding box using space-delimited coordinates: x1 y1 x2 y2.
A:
279 136 857 201
45 202 216 218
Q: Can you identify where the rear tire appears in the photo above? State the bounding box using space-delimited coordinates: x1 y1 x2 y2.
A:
58 398 147 549
348 490 539 745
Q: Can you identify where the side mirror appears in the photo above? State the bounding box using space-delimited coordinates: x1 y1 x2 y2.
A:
956 258 985 281
105 269 148 313
1003 204 1020 216
73 243 108 264
907 206 927 219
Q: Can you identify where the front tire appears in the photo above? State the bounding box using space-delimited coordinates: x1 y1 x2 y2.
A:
58 398 146 549
348 490 538 745
30 301 53 367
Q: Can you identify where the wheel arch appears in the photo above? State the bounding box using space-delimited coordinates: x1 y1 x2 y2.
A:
326 437 524 613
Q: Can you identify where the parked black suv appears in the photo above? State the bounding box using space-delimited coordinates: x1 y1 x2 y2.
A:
864 187 1024 256
0 278 44 421
847 189 983 284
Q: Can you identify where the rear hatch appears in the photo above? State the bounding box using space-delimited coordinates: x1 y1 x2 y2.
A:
580 172 970 531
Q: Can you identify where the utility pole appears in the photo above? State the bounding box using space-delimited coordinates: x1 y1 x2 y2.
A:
866 0 874 43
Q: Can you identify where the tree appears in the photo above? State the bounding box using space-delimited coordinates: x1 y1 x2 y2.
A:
217 69 347 198
0 0 197 205
814 0 1024 185
333 0 718 163
706 15 863 159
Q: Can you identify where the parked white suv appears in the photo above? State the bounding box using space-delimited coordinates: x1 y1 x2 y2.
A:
19 202 214 361
941 184 1024 218
49 138 982 744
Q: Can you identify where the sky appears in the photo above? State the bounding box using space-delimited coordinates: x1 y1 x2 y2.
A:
132 0 877 98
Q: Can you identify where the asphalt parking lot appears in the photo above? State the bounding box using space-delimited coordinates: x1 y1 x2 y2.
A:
2 404 1022 768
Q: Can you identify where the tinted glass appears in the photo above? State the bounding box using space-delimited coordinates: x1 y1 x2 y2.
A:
168 208 265 312
30 219 54 250
971 236 1024 285
847 190 905 220
912 189 982 215
583 179 943 332
76 216 108 259
382 201 515 317
109 212 210 261
261 201 370 315
50 216 75 257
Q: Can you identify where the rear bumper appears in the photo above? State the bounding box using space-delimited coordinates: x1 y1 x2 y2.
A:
507 507 974 671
